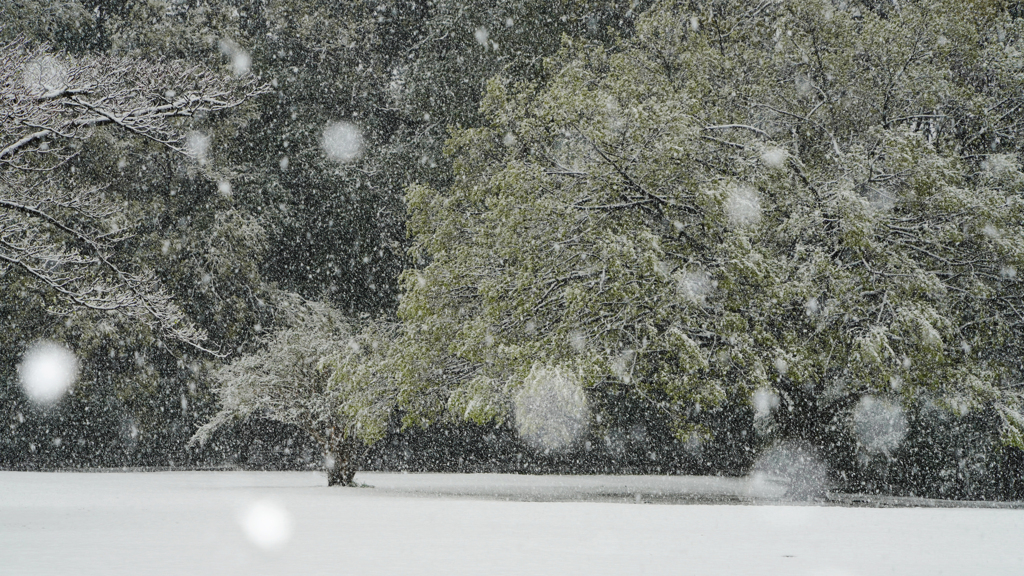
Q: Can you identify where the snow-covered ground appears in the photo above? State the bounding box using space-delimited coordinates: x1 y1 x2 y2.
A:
1 471 1022 575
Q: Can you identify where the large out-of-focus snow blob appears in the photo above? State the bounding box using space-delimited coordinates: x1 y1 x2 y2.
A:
760 147 788 170
725 184 761 227
240 500 292 550
514 365 588 452
753 440 828 500
18 340 79 406
321 122 364 162
753 388 780 420
474 27 490 47
23 56 67 97
185 132 210 164
675 270 714 304
218 39 251 76
982 153 1019 178
852 395 907 454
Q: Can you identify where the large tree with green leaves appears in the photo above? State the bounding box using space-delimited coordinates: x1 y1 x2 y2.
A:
398 0 1024 494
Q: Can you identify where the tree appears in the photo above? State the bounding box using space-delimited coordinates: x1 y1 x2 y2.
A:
0 33 274 469
191 298 398 485
398 0 1024 495
1 36 265 350
4 0 650 470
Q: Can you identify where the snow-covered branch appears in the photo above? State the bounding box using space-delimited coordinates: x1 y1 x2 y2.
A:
0 36 269 352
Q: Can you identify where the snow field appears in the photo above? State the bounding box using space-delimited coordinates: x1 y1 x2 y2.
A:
0 471 1021 575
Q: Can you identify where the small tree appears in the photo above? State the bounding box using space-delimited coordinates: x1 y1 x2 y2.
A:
1 36 266 350
191 298 397 486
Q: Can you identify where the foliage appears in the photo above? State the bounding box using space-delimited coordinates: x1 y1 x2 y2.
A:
191 297 398 484
8 0 1023 498
97 0 650 314
3 0 649 472
0 33 260 463
398 0 1024 490
0 36 264 349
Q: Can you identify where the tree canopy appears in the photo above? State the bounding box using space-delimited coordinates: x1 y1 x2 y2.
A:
396 0 1024 489
1 36 264 349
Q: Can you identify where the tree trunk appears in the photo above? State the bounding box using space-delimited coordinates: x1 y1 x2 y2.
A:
324 436 364 487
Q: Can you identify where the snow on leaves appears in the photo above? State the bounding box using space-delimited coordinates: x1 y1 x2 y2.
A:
398 0 1024 451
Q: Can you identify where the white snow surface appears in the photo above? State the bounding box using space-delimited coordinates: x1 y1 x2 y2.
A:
1 471 1022 575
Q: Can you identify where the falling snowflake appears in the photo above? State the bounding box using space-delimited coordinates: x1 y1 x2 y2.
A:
474 27 490 48
753 388 780 420
22 56 67 97
753 441 829 499
219 39 251 76
18 340 79 406
321 122 364 162
760 147 788 170
185 132 211 164
852 396 907 454
514 364 588 451
675 270 714 304
804 297 820 316
240 500 293 549
725 184 761 227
